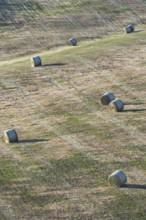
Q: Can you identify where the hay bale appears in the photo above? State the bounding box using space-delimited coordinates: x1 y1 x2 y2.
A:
124 24 135 33
68 38 77 46
108 170 127 187
101 92 115 105
3 129 18 143
110 99 124 112
31 56 42 67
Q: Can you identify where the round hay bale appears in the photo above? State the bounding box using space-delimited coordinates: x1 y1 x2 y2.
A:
3 129 18 143
124 24 135 33
101 92 115 105
110 99 124 112
108 170 127 187
31 56 42 67
68 38 77 46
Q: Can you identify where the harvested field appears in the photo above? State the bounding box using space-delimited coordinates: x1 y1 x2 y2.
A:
1 1 146 219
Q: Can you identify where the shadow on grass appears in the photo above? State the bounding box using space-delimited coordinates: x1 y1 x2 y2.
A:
41 63 67 67
123 184 146 190
17 139 49 143
122 102 146 112
134 30 144 33
124 102 145 105
123 109 146 113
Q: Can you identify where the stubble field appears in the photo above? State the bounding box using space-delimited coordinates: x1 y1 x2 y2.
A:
1 1 146 219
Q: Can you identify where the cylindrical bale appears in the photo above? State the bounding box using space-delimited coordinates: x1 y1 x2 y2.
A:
68 38 77 46
110 99 124 112
31 56 42 67
124 24 135 33
108 170 127 187
3 129 18 143
101 92 115 105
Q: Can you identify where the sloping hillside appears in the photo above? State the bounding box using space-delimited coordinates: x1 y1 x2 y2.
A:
0 0 146 61
1 1 146 220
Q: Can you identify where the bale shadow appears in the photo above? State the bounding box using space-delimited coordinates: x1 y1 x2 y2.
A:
124 102 145 105
134 30 144 33
18 138 49 143
41 63 67 67
123 184 146 190
123 109 146 113
122 102 146 112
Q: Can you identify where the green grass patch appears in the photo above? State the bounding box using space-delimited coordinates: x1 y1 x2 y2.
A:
21 188 68 206
129 159 146 170
27 151 105 189
38 151 95 178
106 190 146 219
0 158 23 188
55 116 112 139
